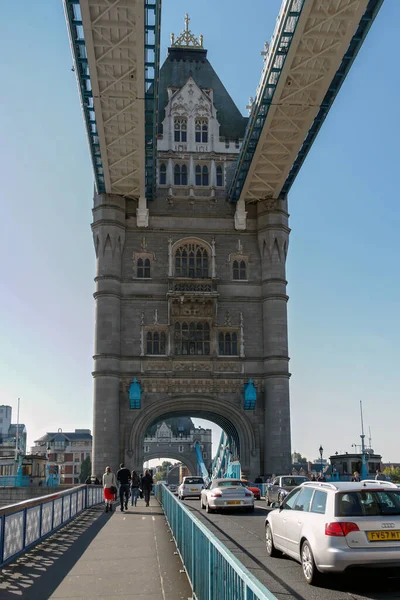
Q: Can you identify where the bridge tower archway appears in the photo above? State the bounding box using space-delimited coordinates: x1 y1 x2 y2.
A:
123 395 260 481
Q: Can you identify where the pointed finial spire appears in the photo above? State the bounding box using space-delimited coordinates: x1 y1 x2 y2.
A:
170 14 204 48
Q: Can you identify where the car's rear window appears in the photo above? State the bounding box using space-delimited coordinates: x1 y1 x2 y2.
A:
282 477 308 487
218 481 242 487
184 478 204 485
336 490 400 517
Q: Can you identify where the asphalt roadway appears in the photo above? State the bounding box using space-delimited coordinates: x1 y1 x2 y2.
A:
182 497 400 600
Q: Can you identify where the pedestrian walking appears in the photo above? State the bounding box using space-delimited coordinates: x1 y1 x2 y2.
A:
130 470 141 507
117 463 131 512
375 469 386 481
141 469 153 507
102 466 117 513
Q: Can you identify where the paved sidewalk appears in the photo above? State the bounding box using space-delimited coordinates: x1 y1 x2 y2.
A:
0 499 192 600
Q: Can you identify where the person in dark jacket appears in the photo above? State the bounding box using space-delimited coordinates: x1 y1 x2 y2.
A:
117 463 131 512
131 470 141 507
141 470 153 507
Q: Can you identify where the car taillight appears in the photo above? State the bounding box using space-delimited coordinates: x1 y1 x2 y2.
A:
245 492 253 497
325 522 360 537
211 491 222 498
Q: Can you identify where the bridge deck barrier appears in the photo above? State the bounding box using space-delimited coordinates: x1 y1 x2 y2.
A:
155 484 277 600
0 484 103 567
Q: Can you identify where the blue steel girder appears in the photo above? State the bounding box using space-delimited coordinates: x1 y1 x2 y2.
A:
64 0 161 199
229 0 384 203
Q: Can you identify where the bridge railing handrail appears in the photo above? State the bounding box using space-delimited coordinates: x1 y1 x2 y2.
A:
155 484 277 600
0 484 104 567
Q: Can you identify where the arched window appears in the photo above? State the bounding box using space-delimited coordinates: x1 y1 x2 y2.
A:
174 164 188 186
195 119 208 143
174 321 210 355
174 118 187 142
232 260 246 280
146 331 166 355
137 257 151 278
175 243 209 278
202 165 209 186
195 165 209 186
195 165 201 186
216 165 223 187
219 332 238 356
159 163 166 185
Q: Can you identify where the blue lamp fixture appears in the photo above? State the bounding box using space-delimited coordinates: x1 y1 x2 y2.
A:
129 378 142 409
244 379 257 410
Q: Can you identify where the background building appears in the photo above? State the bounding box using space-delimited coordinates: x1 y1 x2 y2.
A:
32 429 92 485
0 405 27 457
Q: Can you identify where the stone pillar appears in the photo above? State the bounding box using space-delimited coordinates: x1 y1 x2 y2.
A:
91 193 126 477
257 198 291 476
189 155 195 186
167 158 173 186
210 159 216 187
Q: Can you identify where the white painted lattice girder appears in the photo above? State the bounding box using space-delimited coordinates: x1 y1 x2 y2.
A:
242 0 369 202
79 0 145 198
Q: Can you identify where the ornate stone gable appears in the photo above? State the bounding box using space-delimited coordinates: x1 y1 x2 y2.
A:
168 77 215 120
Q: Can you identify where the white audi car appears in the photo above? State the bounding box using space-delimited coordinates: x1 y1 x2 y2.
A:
178 476 204 500
265 480 400 584
201 478 254 513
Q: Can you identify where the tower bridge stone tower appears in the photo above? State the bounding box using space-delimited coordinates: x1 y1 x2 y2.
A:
91 20 291 481
143 417 212 476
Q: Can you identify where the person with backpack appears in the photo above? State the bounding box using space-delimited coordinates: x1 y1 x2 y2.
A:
130 470 141 507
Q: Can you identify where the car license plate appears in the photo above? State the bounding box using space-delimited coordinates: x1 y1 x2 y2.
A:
367 530 400 542
227 501 240 505
190 488 198 491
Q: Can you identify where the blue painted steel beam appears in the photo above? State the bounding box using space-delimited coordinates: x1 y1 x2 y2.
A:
63 0 105 193
280 0 384 198
228 0 306 203
229 0 383 203
144 0 162 201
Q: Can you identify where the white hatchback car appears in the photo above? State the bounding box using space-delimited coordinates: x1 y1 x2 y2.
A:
201 478 254 513
178 476 204 500
265 480 400 584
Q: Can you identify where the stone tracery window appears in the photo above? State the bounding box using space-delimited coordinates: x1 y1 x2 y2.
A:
218 332 238 356
174 164 188 186
159 163 166 185
146 331 166 355
174 118 187 142
137 257 151 278
175 243 209 278
232 260 247 280
174 321 210 355
195 118 208 143
195 165 209 186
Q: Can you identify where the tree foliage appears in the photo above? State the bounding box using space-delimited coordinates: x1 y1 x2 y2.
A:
79 456 91 483
292 452 308 464
384 466 400 483
153 461 173 482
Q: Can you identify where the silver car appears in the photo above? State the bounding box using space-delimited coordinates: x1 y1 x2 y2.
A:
265 480 400 584
178 476 204 500
265 475 309 505
201 478 254 513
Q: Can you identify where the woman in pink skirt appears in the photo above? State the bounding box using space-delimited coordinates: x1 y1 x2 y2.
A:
102 466 117 513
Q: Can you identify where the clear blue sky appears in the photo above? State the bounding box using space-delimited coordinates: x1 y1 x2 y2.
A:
0 1 398 465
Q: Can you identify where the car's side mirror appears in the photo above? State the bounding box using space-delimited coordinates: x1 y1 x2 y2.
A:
271 501 281 509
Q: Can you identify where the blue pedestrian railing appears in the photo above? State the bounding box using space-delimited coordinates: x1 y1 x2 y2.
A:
155 484 277 600
0 485 103 567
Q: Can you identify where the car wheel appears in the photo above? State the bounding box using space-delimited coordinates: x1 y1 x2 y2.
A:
180 495 184 501
301 540 320 585
265 494 270 506
206 501 214 514
201 498 206 509
278 492 283 503
265 523 280 557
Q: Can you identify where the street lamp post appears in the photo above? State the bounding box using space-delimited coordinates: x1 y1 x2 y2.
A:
319 445 323 477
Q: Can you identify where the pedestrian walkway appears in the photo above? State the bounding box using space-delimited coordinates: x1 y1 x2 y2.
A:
0 498 192 600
